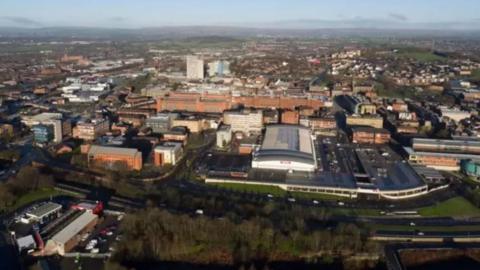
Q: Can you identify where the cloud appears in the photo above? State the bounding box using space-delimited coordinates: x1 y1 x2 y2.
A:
109 16 128 22
1 16 40 26
389 13 408 21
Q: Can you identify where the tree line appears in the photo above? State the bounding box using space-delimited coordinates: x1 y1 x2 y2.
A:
111 208 380 269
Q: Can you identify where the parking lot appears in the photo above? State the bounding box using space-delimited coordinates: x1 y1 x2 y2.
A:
73 214 123 255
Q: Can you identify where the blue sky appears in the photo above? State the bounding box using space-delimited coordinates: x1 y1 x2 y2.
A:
0 0 479 29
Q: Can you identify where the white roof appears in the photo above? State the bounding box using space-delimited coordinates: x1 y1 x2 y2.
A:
51 211 97 245
261 125 313 155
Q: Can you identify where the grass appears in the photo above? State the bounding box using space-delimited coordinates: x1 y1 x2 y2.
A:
10 188 66 211
399 51 447 62
211 183 381 216
469 69 480 81
418 197 480 217
211 182 350 201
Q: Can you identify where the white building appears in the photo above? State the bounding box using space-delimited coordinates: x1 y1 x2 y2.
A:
252 125 317 172
216 125 232 148
223 109 263 135
440 107 471 123
154 142 183 165
186 55 204 80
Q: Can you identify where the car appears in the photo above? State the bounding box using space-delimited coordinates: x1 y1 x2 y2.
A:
117 215 124 221
312 200 319 205
98 237 107 243
195 209 204 215
267 194 274 199
81 233 90 241
106 231 114 236
337 201 345 206
287 197 296 203
90 248 100 254
85 242 96 251
417 232 424 236
410 222 416 226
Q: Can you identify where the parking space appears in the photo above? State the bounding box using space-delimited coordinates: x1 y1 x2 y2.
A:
74 214 123 254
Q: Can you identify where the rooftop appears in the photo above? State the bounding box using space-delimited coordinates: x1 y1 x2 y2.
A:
261 125 313 155
51 211 97 245
26 202 62 219
88 145 140 157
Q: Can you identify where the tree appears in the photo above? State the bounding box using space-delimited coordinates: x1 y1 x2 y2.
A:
0 184 15 209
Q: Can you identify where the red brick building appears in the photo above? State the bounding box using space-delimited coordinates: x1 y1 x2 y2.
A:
351 127 391 144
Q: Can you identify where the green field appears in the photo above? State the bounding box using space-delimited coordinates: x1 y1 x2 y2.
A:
210 183 382 216
211 182 351 201
10 188 66 211
418 197 480 217
469 69 480 81
399 51 446 62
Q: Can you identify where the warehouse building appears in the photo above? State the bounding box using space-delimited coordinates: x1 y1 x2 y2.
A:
252 125 317 172
45 211 98 255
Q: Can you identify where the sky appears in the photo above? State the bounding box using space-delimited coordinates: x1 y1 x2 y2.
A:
0 0 479 29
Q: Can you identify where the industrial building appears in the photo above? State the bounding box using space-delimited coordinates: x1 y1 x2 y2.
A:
207 140 429 200
87 145 143 171
252 125 317 172
413 138 480 154
404 138 480 171
45 211 98 255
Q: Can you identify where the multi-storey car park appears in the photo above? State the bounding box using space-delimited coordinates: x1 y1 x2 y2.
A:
205 125 430 200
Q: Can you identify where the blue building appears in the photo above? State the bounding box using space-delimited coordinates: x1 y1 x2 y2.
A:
32 124 54 144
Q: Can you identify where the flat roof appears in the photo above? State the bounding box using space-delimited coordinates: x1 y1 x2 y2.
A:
355 148 426 191
405 147 480 160
51 211 97 245
413 138 480 147
26 202 62 219
88 145 140 157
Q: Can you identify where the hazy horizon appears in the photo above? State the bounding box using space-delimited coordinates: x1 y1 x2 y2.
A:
1 0 480 30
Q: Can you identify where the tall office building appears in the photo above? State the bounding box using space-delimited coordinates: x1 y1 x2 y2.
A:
186 55 204 80
208 60 231 77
